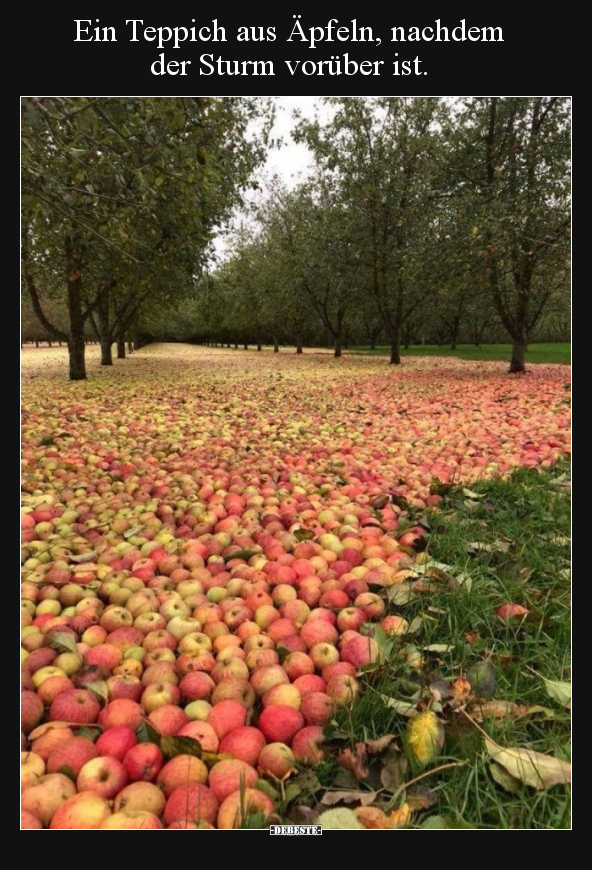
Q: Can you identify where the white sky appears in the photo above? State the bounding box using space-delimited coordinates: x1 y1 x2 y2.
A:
214 96 330 258
264 95 320 187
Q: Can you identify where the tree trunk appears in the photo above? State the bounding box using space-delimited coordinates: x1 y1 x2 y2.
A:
35 340 39 348
127 340 133 353
100 339 113 365
243 343 248 350
66 237 87 381
117 340 126 359
257 342 262 352
390 337 401 365
68 334 86 380
334 336 342 358
509 339 527 373
296 334 303 354
273 336 279 353
234 342 238 349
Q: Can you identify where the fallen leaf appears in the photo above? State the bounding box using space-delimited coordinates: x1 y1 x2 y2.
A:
489 761 522 794
539 675 571 708
451 676 472 703
387 583 418 605
464 630 481 645
336 743 369 780
407 786 437 810
484 736 571 790
469 700 522 721
387 802 412 828
355 806 389 828
366 735 397 754
69 550 99 562
46 631 78 654
407 711 445 766
517 705 571 722
321 790 377 807
378 695 418 717
423 644 454 653
160 735 204 759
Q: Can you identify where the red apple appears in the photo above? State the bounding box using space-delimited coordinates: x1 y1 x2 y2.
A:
95 726 137 761
156 754 209 797
77 755 128 799
292 726 325 764
179 671 215 702
123 742 164 782
47 735 99 777
208 758 258 802
49 689 100 724
218 726 266 766
21 690 44 734
148 704 188 736
257 742 296 779
98 698 144 730
164 782 219 826
176 720 220 752
207 699 247 740
257 705 304 745
300 692 333 726
217 788 274 829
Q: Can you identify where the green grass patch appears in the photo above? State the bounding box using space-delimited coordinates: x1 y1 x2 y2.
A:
325 462 571 829
346 343 571 365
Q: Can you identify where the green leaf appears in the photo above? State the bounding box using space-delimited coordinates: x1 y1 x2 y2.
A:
539 675 571 708
70 550 99 563
47 631 77 654
388 583 418 605
161 734 204 759
378 695 418 717
136 719 162 745
293 529 315 542
85 680 109 705
74 725 102 742
223 548 259 563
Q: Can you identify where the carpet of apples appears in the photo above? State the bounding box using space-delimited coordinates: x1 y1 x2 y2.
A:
21 345 571 829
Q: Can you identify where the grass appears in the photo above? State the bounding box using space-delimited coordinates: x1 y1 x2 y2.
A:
346 343 571 365
305 462 571 829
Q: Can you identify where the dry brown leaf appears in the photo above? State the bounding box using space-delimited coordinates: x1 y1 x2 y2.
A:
321 790 377 807
451 676 472 703
336 743 369 780
355 807 389 829
469 700 522 721
484 736 571 790
367 735 397 754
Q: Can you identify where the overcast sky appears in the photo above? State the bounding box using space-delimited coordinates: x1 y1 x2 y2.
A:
214 96 329 257
263 95 320 186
